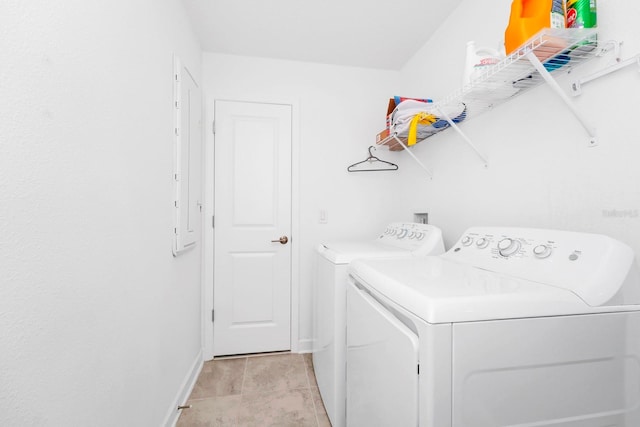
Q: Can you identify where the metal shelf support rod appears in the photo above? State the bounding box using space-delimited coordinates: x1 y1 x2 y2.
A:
571 53 640 96
434 106 489 167
391 135 433 179
525 51 597 146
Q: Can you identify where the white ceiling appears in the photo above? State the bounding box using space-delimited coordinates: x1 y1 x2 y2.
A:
181 0 463 70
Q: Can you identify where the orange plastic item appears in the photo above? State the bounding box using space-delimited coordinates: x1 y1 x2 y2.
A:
504 0 553 55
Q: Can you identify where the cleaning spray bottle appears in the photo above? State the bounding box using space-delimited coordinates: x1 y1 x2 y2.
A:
504 0 565 55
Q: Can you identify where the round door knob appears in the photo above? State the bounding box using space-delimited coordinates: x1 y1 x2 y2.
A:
497 238 521 257
271 236 289 244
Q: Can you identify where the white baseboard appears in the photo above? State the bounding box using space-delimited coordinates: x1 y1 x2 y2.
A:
163 349 204 427
296 338 314 354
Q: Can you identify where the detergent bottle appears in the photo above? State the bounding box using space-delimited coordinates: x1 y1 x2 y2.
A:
504 0 565 55
566 0 597 28
462 41 503 86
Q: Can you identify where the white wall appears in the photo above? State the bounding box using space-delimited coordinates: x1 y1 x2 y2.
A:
0 1 203 426
202 54 417 349
395 0 640 253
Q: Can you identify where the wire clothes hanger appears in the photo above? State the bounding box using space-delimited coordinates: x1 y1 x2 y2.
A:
347 146 399 172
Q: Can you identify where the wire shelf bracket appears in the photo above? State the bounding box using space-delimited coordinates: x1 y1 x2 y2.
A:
525 51 598 147
390 135 434 179
571 53 640 97
433 105 489 167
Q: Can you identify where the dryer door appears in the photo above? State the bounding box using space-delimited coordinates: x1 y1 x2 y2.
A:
347 279 419 426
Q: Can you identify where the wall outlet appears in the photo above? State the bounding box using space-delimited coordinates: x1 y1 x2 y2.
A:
319 209 328 224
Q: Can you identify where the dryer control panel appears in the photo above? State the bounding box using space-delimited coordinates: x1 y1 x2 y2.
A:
377 222 445 255
445 227 640 307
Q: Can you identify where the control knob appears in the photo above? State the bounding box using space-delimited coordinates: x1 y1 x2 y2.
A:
497 238 521 257
397 229 408 239
461 236 474 246
533 244 552 259
476 237 490 249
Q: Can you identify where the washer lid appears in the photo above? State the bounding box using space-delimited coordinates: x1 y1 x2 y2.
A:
349 257 638 324
317 242 411 264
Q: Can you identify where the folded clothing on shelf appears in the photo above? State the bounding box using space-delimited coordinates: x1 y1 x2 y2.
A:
390 100 467 146
385 96 433 129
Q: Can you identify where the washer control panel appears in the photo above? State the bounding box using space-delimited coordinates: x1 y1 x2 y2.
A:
450 230 562 261
444 226 639 307
376 222 445 255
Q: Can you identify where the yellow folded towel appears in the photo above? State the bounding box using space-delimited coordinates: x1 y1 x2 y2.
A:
407 112 437 146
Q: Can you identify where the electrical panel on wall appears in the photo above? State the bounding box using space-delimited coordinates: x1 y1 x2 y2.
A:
173 55 203 256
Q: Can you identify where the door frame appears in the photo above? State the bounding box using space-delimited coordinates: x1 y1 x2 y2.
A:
203 96 301 360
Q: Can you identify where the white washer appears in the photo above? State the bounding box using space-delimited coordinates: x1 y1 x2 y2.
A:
347 227 640 427
313 222 444 427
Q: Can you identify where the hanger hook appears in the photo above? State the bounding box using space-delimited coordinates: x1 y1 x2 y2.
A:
368 146 376 157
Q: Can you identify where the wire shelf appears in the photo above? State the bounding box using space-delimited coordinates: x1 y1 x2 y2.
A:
378 28 599 153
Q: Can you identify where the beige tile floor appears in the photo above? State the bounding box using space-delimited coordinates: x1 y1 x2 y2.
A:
177 352 332 427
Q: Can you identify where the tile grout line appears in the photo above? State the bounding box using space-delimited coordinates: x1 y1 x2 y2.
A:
303 354 321 427
237 357 249 426
240 357 248 395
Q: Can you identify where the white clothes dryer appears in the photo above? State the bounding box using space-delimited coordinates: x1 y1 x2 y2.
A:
313 222 444 427
347 227 640 427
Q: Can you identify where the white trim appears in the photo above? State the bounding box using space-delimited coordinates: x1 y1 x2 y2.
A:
203 95 215 360
200 94 208 360
290 98 301 353
162 349 203 427
172 55 182 257
296 339 314 354
173 55 200 256
203 96 301 358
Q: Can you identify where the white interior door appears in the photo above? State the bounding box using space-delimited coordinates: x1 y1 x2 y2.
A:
213 100 292 356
